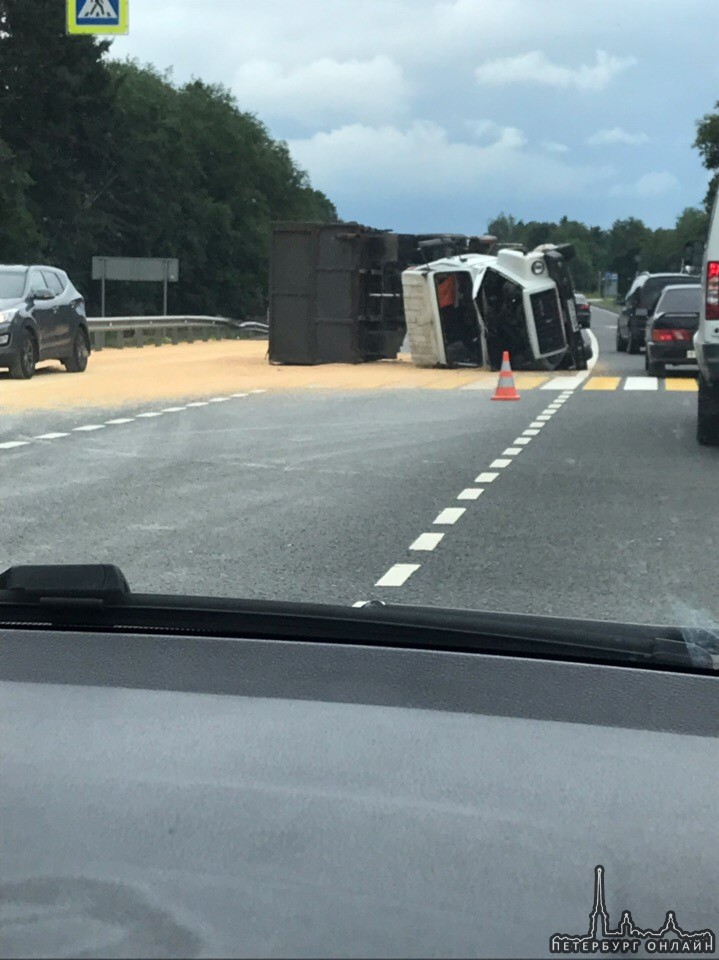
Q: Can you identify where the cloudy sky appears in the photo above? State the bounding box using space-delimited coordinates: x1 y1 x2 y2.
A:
109 0 718 234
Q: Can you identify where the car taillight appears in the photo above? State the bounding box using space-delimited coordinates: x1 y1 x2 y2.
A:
707 261 719 320
652 329 693 342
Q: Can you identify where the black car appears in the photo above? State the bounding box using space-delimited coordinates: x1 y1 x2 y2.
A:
574 293 591 328
644 283 701 377
616 272 699 354
0 264 90 379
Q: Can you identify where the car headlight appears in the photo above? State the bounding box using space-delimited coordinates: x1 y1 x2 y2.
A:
531 260 545 276
0 308 18 324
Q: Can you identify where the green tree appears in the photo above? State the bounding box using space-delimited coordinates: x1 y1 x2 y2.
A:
606 217 649 294
0 137 41 261
487 213 521 242
0 0 118 288
694 101 719 211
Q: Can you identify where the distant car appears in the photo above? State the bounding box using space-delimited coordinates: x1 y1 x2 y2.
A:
644 284 701 377
616 272 700 354
574 293 591 327
0 264 90 379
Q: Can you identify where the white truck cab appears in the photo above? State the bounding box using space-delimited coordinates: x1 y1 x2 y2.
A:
401 244 588 371
695 193 719 444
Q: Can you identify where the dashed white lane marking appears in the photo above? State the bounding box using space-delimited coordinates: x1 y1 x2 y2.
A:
0 392 258 454
457 488 483 500
434 507 466 524
375 563 420 587
363 370 581 601
625 377 658 391
410 532 445 551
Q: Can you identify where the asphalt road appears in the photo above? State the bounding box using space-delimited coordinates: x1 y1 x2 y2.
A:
1 306 717 626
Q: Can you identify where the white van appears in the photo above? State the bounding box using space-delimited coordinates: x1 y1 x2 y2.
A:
695 192 719 444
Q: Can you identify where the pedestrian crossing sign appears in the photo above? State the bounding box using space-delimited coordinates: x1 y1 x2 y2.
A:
67 0 128 35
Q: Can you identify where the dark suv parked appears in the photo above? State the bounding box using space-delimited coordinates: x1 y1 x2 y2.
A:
616 272 699 354
0 265 90 379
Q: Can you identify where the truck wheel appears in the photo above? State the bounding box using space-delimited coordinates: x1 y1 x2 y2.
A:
697 374 719 446
9 329 37 380
627 332 640 354
616 326 628 352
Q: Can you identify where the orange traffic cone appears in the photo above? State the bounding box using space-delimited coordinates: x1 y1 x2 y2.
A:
491 351 520 401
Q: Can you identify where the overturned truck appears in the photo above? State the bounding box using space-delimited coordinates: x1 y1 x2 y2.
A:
268 221 497 366
267 221 591 371
402 243 592 371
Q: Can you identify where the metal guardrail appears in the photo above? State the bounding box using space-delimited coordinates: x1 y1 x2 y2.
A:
85 315 268 350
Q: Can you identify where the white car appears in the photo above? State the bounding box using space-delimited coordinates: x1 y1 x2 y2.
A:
695 193 719 444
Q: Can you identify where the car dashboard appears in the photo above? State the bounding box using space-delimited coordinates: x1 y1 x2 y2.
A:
1 623 718 959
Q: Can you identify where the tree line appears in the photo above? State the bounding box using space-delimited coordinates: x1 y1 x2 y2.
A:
487 100 719 297
0 0 336 317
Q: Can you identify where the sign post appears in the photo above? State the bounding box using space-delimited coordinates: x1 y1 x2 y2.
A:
101 259 106 318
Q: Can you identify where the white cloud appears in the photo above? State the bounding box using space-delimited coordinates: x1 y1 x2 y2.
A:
609 171 680 197
465 120 527 150
586 127 649 146
635 171 680 196
288 121 613 201
542 141 569 154
232 56 409 125
475 49 636 92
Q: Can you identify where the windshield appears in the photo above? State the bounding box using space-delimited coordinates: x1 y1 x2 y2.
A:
0 0 716 651
639 275 700 312
0 269 27 299
655 285 702 314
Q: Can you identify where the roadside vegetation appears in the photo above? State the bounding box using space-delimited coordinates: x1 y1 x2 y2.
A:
0 0 336 318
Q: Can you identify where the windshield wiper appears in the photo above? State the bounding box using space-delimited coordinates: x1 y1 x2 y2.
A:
0 564 715 673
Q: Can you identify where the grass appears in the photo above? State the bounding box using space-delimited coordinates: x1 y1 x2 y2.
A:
580 293 619 313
